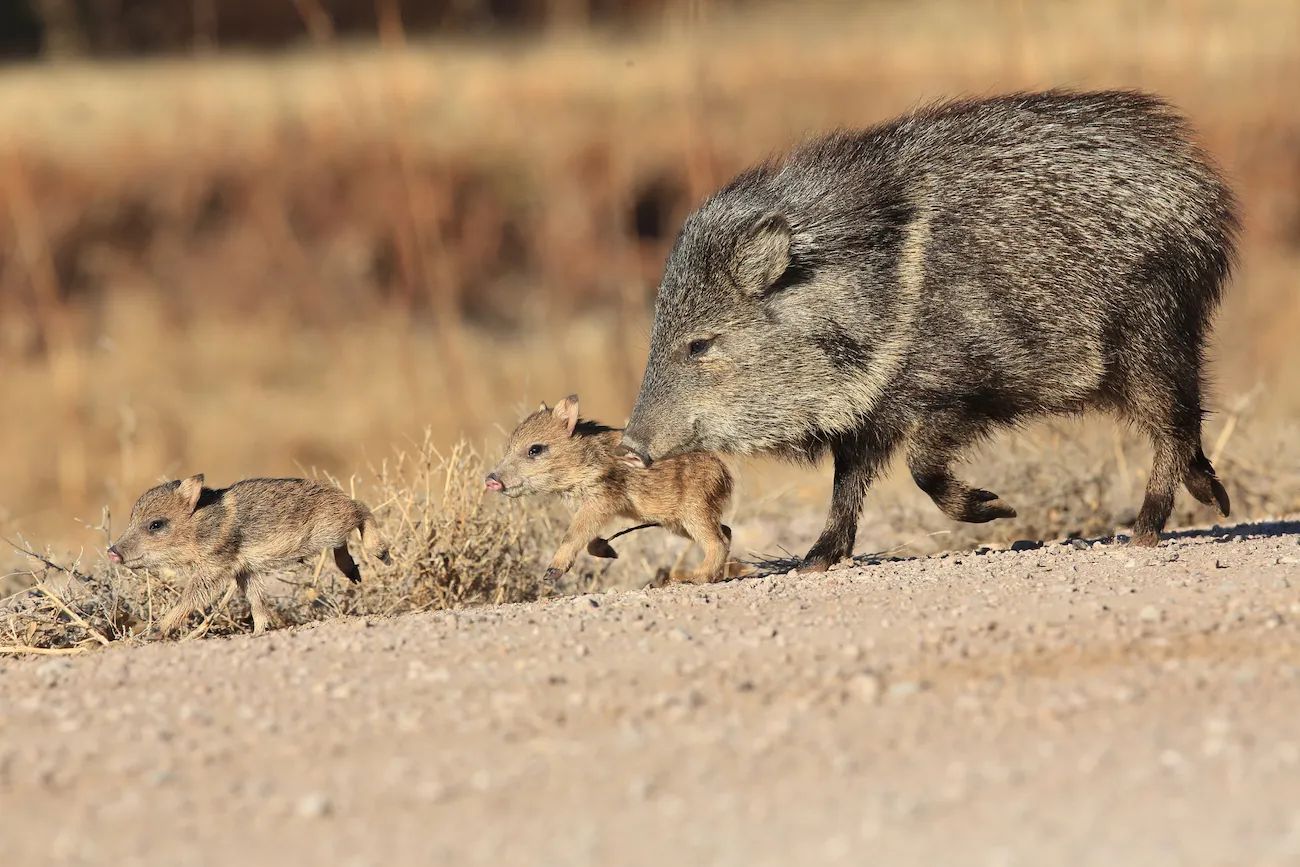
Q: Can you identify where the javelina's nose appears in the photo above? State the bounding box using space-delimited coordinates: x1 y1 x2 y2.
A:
107 545 123 564
617 439 653 469
484 473 504 492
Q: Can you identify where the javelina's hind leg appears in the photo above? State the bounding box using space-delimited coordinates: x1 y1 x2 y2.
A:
1132 432 1228 547
1185 446 1230 517
907 418 1016 524
236 570 276 635
1132 439 1181 547
357 505 391 564
1129 379 1228 546
677 516 731 584
803 427 899 572
333 545 363 584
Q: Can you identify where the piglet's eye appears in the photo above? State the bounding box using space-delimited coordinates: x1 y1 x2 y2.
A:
527 444 547 458
147 519 168 533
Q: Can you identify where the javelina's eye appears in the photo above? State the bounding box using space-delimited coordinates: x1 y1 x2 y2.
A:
147 519 168 533
527 444 548 458
687 337 714 358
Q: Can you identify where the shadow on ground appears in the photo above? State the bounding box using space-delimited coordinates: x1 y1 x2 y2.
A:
742 518 1300 578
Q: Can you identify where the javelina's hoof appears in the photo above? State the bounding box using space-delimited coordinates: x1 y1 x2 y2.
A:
1129 531 1161 547
799 555 838 574
586 538 619 559
951 489 1017 523
802 531 854 572
724 560 755 579
543 567 565 582
667 568 714 585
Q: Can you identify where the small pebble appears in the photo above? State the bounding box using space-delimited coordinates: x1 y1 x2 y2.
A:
850 672 884 703
887 680 926 700
296 793 333 819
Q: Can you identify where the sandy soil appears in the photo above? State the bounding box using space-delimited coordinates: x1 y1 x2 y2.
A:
3 521 1300 866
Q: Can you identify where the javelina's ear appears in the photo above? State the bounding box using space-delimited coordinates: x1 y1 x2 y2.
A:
731 212 791 297
176 474 205 514
552 394 579 436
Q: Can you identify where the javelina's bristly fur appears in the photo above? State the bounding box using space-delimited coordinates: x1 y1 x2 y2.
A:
621 90 1238 568
486 395 735 584
108 476 390 636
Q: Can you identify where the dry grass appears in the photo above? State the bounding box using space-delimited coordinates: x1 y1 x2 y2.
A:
0 434 605 653
1 0 1298 593
5 403 1296 655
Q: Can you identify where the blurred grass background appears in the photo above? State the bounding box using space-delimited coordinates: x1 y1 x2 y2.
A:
2 0 1298 569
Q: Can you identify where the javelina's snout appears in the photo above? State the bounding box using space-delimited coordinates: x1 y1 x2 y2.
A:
616 437 652 469
484 472 505 492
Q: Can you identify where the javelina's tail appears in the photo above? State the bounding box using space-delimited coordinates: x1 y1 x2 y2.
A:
1184 448 1231 518
356 502 392 564
586 523 660 560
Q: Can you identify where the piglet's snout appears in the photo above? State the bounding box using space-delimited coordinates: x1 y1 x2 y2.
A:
484 473 505 492
107 545 123 564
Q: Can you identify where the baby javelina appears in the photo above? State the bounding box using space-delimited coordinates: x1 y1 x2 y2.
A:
486 395 735 584
108 476 390 637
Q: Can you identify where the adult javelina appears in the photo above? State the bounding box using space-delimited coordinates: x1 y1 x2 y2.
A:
620 90 1237 570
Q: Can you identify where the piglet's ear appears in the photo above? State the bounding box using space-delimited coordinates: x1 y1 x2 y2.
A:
731 211 792 297
176 474 205 514
537 402 549 414
552 394 579 437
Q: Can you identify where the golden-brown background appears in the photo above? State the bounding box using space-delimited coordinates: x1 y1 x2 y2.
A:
3 0 1298 565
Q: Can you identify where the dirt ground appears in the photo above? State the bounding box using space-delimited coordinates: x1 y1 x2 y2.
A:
3 521 1300 866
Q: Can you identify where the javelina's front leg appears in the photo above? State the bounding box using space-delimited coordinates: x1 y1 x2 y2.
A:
544 504 610 582
803 427 898 572
157 568 230 638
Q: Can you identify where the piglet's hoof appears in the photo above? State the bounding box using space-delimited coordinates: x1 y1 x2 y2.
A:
543 567 565 582
724 560 755 579
587 538 619 559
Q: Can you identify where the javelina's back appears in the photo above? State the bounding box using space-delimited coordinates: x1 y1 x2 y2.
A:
800 91 1233 401
223 478 369 563
669 90 1236 416
624 90 1237 567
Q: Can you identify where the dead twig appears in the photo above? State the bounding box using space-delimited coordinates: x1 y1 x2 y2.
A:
2 536 91 582
0 644 92 656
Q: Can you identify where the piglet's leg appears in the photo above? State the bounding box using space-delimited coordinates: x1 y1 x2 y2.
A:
158 568 229 638
545 504 611 582
236 570 277 636
676 515 731 584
